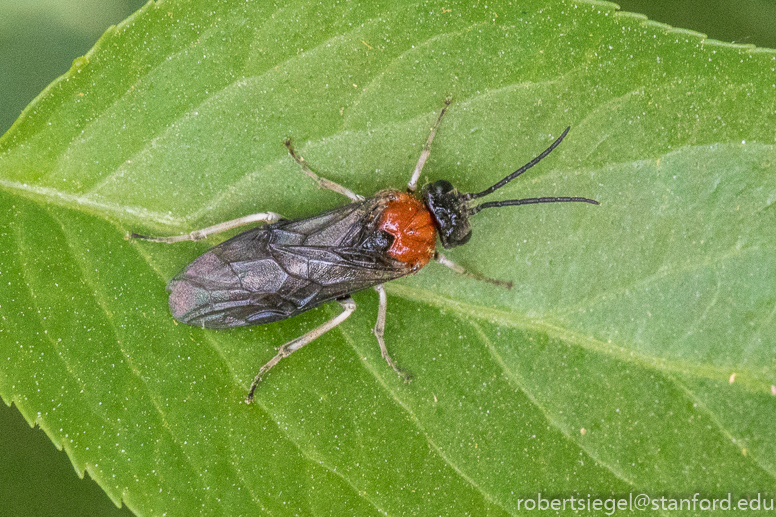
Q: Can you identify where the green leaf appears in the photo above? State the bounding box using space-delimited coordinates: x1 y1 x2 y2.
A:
2 0 775 515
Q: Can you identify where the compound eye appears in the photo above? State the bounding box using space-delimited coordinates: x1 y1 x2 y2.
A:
429 179 454 196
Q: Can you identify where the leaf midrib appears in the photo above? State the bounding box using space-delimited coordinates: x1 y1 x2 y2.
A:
386 282 770 392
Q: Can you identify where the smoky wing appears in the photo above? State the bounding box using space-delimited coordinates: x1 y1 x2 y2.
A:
167 199 411 328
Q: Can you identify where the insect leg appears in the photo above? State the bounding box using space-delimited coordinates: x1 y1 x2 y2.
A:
434 252 514 290
245 296 357 404
372 285 409 381
407 98 452 192
284 139 365 202
127 212 283 243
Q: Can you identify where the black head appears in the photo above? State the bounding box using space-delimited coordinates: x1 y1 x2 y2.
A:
421 127 599 249
422 179 472 248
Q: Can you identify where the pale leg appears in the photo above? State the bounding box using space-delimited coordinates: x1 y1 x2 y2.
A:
372 285 409 381
127 212 283 243
434 252 513 289
284 139 365 202
245 297 357 403
407 98 451 192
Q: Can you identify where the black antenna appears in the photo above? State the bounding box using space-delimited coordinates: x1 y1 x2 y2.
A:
464 126 598 214
469 196 599 216
464 127 571 201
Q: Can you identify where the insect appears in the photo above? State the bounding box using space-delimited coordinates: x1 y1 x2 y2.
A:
129 102 598 403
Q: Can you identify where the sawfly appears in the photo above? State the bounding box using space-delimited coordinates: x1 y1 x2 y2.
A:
129 101 599 403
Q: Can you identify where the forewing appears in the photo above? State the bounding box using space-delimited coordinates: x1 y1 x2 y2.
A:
166 226 294 328
167 199 412 328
